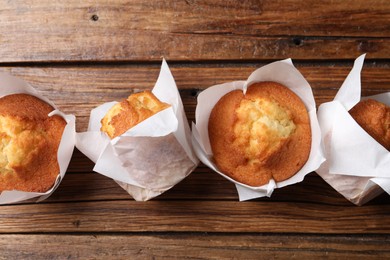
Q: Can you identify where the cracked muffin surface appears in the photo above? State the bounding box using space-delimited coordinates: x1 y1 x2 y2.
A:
101 90 170 139
208 82 311 186
0 94 66 192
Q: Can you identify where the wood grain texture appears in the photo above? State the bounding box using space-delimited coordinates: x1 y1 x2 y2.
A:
24 167 365 205
0 200 389 234
0 1 389 257
0 1 389 62
1 234 389 259
43 169 390 206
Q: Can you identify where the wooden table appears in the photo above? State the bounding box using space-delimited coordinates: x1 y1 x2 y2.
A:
1 1 389 259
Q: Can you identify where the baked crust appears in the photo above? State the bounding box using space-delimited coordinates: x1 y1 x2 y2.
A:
101 90 170 139
208 81 311 186
349 99 390 150
0 94 66 192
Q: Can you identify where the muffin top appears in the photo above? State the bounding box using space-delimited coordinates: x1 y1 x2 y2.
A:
0 94 66 192
101 90 170 139
349 98 390 150
208 81 311 186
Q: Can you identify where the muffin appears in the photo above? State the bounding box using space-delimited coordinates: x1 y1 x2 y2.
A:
101 91 170 139
208 81 311 186
0 94 66 192
349 99 390 150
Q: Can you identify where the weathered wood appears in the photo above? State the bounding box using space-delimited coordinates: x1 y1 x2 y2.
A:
0 1 389 62
38 168 367 205
1 64 389 131
1 234 389 259
0 1 389 258
0 200 389 233
48 169 390 205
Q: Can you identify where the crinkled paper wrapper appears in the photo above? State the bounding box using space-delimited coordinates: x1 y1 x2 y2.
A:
76 60 198 201
192 59 325 201
0 73 76 205
317 54 390 205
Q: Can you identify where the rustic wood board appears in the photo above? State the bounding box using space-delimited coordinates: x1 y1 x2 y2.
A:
0 1 389 258
0 1 389 62
1 234 390 259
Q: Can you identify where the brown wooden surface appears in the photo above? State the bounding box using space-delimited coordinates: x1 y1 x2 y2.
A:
0 0 389 62
0 1 389 259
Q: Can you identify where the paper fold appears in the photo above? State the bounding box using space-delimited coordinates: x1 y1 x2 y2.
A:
316 54 390 205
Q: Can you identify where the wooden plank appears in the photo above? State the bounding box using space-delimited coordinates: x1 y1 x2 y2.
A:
0 234 389 259
0 200 389 234
2 0 389 37
1 64 389 131
0 1 389 62
40 170 370 205
1 33 388 62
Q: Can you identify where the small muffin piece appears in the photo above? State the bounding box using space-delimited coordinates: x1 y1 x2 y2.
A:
208 82 311 186
0 94 66 192
349 99 390 150
101 91 170 139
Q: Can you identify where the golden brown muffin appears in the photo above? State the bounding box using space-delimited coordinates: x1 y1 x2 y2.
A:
349 99 390 150
208 81 312 186
0 94 66 192
101 90 170 139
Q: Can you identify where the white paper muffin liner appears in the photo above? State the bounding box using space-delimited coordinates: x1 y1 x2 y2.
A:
192 59 325 201
317 54 390 205
0 73 76 205
76 59 198 201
